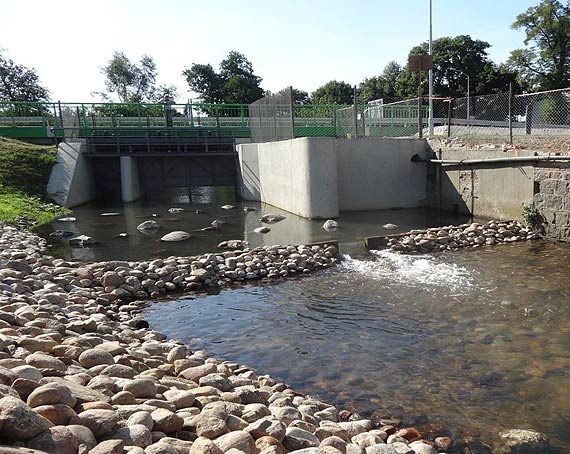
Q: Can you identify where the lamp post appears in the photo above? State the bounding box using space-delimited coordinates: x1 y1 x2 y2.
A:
428 0 434 135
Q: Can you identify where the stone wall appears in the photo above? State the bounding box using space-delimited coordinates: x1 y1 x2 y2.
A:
534 163 570 241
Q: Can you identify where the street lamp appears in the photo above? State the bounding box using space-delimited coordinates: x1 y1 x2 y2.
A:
450 68 470 121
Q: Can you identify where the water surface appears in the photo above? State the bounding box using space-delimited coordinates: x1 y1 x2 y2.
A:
145 241 570 452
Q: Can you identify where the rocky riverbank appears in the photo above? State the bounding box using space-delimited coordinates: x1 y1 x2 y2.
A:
0 226 551 454
369 220 539 253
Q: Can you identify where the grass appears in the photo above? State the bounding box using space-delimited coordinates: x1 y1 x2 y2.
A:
0 137 70 228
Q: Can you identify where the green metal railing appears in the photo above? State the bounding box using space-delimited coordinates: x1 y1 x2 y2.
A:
0 100 429 141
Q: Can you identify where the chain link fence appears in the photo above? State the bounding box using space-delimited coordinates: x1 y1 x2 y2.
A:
249 88 294 142
432 88 570 143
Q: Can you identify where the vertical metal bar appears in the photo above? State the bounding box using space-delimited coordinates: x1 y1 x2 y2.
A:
353 85 358 138
289 86 295 139
417 73 423 139
447 98 452 138
58 101 65 139
508 82 513 144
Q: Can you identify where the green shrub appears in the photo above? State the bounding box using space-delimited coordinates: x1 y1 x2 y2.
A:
521 202 539 228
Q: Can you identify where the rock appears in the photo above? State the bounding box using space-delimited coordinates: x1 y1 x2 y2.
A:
0 448 53 454
254 227 271 234
433 437 453 452
27 383 77 408
27 426 81 454
102 424 152 448
243 207 257 212
163 389 195 409
260 214 286 224
190 437 223 454
320 436 347 452
71 409 119 437
499 429 550 452
283 427 320 451
101 212 120 216
127 411 154 430
88 439 124 454
382 223 398 229
144 442 179 454
78 348 115 368
218 240 249 250
221 205 236 210
214 430 256 453
160 231 191 242
0 396 52 440
57 217 76 222
408 441 437 454
123 379 157 398
50 230 74 239
393 428 421 443
246 416 286 441
196 415 228 438
137 221 160 231
151 408 184 433
66 424 97 450
69 235 96 247
33 404 77 425
366 445 399 454
323 220 339 231
40 377 111 404
167 208 184 213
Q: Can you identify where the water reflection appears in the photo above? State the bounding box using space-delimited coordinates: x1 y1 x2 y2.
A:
145 241 570 451
35 186 472 261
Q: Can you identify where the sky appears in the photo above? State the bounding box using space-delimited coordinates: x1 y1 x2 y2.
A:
0 0 540 103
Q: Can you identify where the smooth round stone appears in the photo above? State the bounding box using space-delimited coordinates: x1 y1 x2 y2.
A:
123 379 157 398
78 348 115 368
27 426 82 454
12 365 42 382
151 409 184 434
27 383 77 408
127 411 154 430
161 231 191 242
0 396 52 440
102 424 152 448
283 427 320 451
25 352 66 371
34 404 77 425
71 409 119 437
137 221 160 231
214 430 256 453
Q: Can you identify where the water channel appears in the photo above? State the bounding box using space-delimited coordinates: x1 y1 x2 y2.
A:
37 188 570 452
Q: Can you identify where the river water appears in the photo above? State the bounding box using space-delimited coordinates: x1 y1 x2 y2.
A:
38 188 570 452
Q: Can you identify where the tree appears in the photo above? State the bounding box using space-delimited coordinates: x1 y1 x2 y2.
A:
508 0 570 90
0 49 50 102
396 35 519 99
311 80 354 104
97 52 159 103
359 61 403 103
183 51 264 105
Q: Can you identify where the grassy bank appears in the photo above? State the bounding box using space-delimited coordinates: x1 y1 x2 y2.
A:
0 137 69 228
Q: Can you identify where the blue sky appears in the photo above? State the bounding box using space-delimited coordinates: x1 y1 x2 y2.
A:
1 0 539 102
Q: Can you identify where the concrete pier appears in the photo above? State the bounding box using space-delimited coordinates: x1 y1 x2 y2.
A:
120 156 144 203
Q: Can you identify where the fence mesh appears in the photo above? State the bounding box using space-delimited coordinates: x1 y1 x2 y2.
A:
249 89 293 143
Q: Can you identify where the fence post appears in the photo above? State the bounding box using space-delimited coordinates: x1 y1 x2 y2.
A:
353 85 358 138
289 86 295 140
508 82 513 144
417 76 423 139
447 98 453 138
57 101 65 140
525 103 533 135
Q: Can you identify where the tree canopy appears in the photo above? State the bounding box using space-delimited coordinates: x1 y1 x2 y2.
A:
311 80 354 104
396 35 519 99
0 49 50 102
183 51 264 104
96 52 177 103
359 61 402 103
508 0 570 90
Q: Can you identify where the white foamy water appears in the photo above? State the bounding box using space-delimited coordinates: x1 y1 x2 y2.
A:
340 249 476 291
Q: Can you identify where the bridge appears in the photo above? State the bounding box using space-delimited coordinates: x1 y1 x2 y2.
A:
0 100 425 206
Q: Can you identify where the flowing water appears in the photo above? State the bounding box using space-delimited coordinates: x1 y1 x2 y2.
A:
38 188 570 451
145 242 570 452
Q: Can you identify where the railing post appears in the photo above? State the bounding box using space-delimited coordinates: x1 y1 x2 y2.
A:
508 82 513 144
353 85 358 138
58 101 65 139
289 86 295 139
447 98 453 138
417 79 423 139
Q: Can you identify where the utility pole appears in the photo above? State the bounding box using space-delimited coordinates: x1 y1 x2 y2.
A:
428 0 434 135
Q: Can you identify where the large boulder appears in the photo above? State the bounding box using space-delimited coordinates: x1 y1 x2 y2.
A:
0 396 53 440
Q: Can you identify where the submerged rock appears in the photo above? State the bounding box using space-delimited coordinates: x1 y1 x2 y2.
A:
254 227 271 234
50 230 74 239
322 220 339 231
499 429 550 453
57 217 76 222
160 231 191 242
68 235 96 247
243 207 257 212
260 214 286 224
167 208 184 213
137 220 160 231
211 219 226 228
100 212 120 216
195 209 206 215
218 240 249 249
382 223 398 229
221 205 235 210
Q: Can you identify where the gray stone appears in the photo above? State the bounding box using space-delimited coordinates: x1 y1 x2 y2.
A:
260 214 286 224
214 430 256 453
499 429 550 452
71 409 119 437
102 424 152 448
27 383 77 408
27 426 81 454
40 377 111 403
161 231 191 242
283 427 320 451
0 396 53 440
137 220 160 231
151 408 184 433
69 235 96 247
88 439 124 454
246 416 286 441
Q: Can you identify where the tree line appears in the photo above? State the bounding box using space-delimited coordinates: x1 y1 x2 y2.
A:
1 0 569 106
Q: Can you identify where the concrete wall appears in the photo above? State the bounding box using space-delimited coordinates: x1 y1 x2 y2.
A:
120 156 144 203
238 137 427 219
47 141 96 208
337 138 427 211
534 163 570 241
435 149 535 220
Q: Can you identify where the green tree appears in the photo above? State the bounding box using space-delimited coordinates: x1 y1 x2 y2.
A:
359 61 402 103
508 0 570 90
396 35 518 99
0 49 50 102
183 51 264 105
97 52 159 103
311 80 354 104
